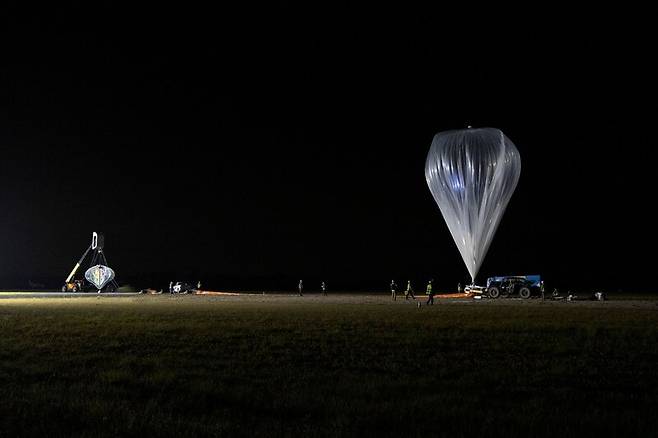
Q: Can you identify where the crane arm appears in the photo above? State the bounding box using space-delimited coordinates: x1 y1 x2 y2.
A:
65 244 93 283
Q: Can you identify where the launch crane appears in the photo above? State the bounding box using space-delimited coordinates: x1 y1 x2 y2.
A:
62 232 119 292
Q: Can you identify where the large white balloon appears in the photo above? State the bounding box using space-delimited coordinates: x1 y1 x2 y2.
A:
425 127 521 283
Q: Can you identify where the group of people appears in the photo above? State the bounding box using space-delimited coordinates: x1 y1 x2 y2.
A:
390 279 435 305
294 279 437 304
297 280 327 296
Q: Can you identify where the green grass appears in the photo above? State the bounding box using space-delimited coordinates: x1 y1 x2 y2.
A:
1 296 657 437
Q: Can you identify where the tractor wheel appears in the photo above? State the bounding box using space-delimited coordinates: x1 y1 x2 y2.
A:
61 285 67 292
488 287 500 299
519 287 531 299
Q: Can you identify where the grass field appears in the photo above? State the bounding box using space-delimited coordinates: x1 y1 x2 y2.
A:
1 294 657 437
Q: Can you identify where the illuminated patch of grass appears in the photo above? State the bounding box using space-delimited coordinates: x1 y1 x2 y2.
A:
0 296 657 436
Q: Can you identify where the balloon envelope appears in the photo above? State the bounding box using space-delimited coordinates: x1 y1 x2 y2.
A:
425 128 521 283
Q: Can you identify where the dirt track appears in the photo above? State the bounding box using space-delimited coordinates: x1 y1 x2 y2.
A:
141 292 658 309
2 291 657 310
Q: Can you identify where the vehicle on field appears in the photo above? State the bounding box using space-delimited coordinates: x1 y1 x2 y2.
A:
62 279 84 292
486 275 541 299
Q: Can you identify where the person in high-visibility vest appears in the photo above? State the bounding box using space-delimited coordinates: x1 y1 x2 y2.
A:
390 280 398 301
298 280 304 296
425 279 435 305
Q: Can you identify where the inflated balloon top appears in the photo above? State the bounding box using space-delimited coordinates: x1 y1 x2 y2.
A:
425 127 521 283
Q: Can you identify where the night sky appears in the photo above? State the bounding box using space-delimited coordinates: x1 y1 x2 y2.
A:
1 5 655 292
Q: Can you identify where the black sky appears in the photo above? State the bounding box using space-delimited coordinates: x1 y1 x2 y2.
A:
1 4 656 291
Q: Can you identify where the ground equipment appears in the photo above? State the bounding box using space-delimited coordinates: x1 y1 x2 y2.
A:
486 275 541 299
62 232 119 292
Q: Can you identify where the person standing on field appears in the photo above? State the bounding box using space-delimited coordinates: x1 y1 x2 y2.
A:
321 281 327 296
405 280 415 300
426 279 435 305
298 280 303 296
390 280 398 301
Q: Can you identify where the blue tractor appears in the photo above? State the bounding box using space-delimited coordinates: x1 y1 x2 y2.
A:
486 275 541 299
